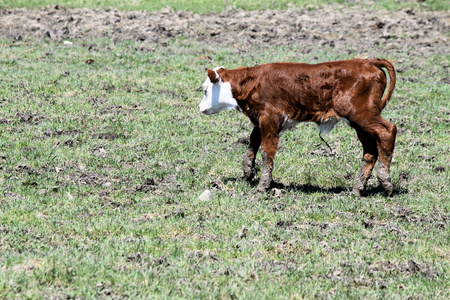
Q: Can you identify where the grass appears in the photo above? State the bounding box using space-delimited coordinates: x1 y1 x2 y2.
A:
0 1 449 299
0 0 448 12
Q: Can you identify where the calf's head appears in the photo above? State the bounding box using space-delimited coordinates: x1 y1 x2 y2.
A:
198 67 238 115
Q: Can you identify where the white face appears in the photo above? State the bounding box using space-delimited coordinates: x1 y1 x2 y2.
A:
198 69 238 115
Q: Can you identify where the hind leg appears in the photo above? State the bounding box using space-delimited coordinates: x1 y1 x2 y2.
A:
352 128 378 196
243 126 261 181
375 119 397 196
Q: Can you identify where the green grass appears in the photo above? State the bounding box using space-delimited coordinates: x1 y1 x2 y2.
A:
0 0 448 12
0 1 449 299
1 36 448 299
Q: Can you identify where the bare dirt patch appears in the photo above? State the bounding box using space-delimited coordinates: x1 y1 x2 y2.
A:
16 111 45 124
42 128 82 138
0 5 448 58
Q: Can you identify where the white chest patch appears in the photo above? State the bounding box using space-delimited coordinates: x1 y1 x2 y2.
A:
317 117 340 135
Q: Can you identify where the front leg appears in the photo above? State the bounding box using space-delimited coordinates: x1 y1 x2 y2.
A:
243 126 261 181
256 114 282 192
257 150 275 192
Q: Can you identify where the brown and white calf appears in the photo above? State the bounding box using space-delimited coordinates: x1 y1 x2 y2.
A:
198 59 397 196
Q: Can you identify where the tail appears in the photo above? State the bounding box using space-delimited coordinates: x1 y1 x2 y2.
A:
370 58 396 110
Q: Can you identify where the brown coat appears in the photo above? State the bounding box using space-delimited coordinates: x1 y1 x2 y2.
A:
204 58 397 195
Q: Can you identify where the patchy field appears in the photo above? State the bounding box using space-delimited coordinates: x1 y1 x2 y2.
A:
0 2 449 299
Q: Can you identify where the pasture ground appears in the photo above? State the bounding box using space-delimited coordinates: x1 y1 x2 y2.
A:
0 1 449 298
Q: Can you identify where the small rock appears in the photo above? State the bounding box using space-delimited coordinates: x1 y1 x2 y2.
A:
198 190 212 201
270 188 282 198
93 147 108 157
238 225 248 238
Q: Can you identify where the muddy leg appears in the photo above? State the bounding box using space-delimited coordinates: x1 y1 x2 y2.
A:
256 115 281 192
243 126 261 181
377 163 393 196
376 120 397 196
352 129 378 196
257 151 274 191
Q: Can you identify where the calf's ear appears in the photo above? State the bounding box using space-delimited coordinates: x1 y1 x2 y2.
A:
207 69 220 84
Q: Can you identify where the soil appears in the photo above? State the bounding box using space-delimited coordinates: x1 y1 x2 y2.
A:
0 4 448 59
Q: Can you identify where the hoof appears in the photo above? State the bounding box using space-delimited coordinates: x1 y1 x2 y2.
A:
377 164 393 197
243 156 256 181
381 182 394 197
256 185 268 193
352 178 367 197
243 167 256 182
256 180 272 192
352 187 364 197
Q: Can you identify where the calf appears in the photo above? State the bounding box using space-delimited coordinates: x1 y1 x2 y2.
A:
198 59 397 196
